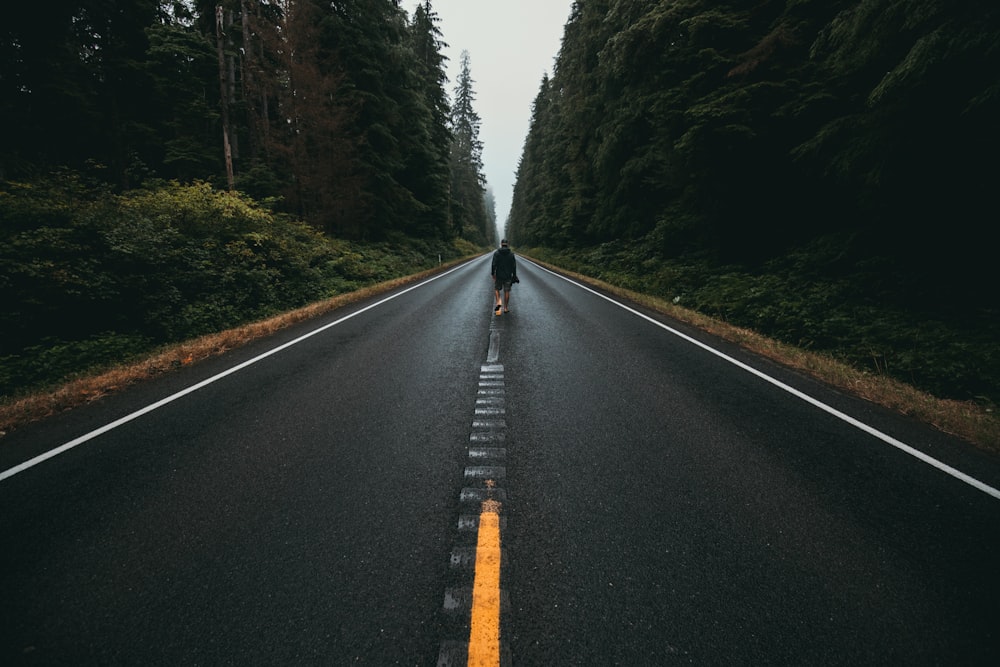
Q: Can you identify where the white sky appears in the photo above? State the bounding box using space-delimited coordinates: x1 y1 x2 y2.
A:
404 0 575 238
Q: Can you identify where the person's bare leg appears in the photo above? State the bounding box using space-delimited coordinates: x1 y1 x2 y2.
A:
494 289 503 314
503 288 511 312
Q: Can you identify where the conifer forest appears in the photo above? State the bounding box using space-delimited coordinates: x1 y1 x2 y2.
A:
1 1 493 398
1 1 998 419
508 0 998 408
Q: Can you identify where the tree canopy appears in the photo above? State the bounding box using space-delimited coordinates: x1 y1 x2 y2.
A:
0 0 492 243
449 50 492 245
508 0 1000 303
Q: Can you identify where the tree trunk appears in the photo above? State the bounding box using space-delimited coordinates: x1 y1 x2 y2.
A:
216 5 235 191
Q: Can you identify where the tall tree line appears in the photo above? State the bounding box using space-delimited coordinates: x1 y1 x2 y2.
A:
1 0 491 242
449 50 492 246
508 0 1000 302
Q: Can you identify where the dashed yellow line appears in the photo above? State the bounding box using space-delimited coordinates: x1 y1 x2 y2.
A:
468 498 502 666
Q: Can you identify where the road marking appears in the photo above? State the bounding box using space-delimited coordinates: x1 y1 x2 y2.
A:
460 488 508 503
470 432 505 443
487 332 501 363
451 546 507 571
476 398 505 406
0 259 480 484
469 447 507 460
441 338 511 665
458 514 508 533
465 466 507 480
472 419 506 430
530 260 1000 501
468 499 503 667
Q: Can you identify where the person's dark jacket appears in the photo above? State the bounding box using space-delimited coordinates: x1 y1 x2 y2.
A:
491 247 517 283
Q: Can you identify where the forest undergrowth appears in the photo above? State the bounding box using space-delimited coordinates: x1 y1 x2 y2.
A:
0 176 481 429
525 241 999 452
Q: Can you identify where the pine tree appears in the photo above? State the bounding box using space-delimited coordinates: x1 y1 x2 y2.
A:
449 50 489 244
407 1 453 238
483 186 498 246
0 0 163 184
143 15 221 182
508 74 558 246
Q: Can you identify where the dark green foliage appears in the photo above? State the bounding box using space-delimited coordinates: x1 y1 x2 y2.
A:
530 240 999 405
511 0 1000 272
142 20 221 181
449 50 492 246
0 179 324 355
312 0 438 237
509 0 1000 403
408 1 455 238
0 177 465 398
1 1 462 240
0 1 489 400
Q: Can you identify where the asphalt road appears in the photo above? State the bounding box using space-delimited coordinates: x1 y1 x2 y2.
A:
1 254 998 666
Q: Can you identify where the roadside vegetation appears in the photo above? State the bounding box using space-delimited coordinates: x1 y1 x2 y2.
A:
526 246 999 452
0 3 497 437
504 0 999 451
0 176 480 430
2 1 996 456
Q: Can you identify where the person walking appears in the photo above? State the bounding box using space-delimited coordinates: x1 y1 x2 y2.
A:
490 239 518 315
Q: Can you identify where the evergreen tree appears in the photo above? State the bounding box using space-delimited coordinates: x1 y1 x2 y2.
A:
483 186 498 246
509 72 569 247
449 50 489 245
407 1 453 237
0 0 163 184
262 0 360 234
0 0 460 243
301 0 440 238
510 0 1000 297
143 13 222 182
508 75 551 246
230 0 453 238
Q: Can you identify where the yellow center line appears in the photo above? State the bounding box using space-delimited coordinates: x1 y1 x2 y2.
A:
468 498 502 667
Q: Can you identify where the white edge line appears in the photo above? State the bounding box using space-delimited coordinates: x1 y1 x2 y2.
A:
530 259 1000 501
0 258 481 483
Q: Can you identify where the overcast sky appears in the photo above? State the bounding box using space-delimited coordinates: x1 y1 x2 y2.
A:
404 0 575 240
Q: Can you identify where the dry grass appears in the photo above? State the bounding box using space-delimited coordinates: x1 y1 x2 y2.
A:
0 260 470 437
528 257 1000 454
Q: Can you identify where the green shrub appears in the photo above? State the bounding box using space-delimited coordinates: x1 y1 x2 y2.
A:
529 238 998 406
0 176 471 399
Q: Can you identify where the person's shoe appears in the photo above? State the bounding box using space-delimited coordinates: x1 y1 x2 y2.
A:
503 307 510 313
494 304 502 315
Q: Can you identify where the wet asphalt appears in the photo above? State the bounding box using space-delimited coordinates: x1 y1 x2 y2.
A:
1 255 998 665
